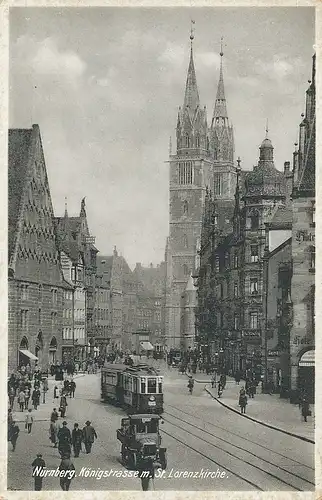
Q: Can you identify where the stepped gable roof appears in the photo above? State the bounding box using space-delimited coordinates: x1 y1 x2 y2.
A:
8 128 33 259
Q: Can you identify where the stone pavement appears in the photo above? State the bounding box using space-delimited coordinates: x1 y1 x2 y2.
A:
10 373 85 423
186 373 315 444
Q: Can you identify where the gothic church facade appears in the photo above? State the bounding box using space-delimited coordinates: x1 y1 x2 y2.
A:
164 35 237 349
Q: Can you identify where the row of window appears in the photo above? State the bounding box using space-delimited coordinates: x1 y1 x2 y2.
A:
95 308 109 321
19 285 60 304
62 328 85 340
63 290 73 301
214 246 259 272
216 311 259 330
178 162 193 185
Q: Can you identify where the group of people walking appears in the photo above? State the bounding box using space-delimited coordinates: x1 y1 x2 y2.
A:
49 410 98 458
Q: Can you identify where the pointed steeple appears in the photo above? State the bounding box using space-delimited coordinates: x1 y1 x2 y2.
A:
183 22 200 113
213 37 228 122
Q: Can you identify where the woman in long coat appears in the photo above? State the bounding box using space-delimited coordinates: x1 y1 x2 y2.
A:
49 421 59 447
59 394 68 418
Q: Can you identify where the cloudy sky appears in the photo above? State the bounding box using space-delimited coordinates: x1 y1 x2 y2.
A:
9 7 315 268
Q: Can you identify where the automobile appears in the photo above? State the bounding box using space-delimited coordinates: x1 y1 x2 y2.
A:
117 414 167 470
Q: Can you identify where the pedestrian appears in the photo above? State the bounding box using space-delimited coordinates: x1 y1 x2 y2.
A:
239 388 247 414
9 421 20 451
138 457 155 491
217 382 223 398
72 423 83 457
32 388 40 410
32 453 46 491
50 408 59 423
24 387 30 409
54 385 59 400
8 386 16 409
211 373 216 388
59 394 68 418
49 421 59 447
18 389 25 411
82 420 97 454
42 377 48 393
235 371 241 385
57 421 72 458
59 454 75 491
70 380 76 398
301 397 311 423
25 408 34 434
220 373 226 390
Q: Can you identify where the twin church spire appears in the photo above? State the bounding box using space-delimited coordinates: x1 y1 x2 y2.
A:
177 27 233 162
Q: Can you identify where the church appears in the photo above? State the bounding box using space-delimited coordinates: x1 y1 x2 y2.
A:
164 32 236 349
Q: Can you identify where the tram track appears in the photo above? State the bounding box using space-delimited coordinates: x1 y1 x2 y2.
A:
166 402 314 472
162 405 314 491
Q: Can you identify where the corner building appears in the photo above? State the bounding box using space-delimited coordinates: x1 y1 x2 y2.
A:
164 36 236 349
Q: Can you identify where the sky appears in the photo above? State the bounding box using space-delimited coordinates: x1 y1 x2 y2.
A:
9 7 315 269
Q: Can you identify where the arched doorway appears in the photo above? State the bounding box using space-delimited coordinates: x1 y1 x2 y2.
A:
49 337 57 364
35 332 44 367
298 349 315 403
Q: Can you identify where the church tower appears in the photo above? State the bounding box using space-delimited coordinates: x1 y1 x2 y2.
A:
210 39 236 201
164 27 213 349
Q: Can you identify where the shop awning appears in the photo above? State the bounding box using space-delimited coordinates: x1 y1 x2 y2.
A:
299 350 314 367
140 341 154 351
19 349 38 361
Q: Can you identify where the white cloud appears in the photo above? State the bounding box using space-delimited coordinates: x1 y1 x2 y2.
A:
158 42 185 66
29 38 86 82
198 51 221 69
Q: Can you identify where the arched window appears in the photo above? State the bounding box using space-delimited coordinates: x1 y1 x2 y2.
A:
183 200 188 215
195 134 200 148
251 212 259 230
19 336 28 350
206 137 210 150
185 134 190 148
183 234 188 248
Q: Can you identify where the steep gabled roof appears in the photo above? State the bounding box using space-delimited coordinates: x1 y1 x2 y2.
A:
8 128 33 260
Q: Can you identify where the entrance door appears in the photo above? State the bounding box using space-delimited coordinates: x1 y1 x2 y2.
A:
298 366 315 403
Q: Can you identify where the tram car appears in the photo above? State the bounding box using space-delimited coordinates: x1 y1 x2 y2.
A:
101 363 164 414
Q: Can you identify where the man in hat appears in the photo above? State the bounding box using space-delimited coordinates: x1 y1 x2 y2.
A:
82 421 97 454
72 423 83 458
57 421 72 458
9 421 20 451
32 453 46 491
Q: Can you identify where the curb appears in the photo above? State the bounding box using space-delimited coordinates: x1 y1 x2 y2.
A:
204 386 315 444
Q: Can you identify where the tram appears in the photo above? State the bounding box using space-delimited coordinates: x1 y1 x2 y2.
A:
101 363 164 414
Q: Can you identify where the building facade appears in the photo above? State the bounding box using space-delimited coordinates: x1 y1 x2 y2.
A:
164 35 236 350
289 55 315 403
55 199 98 360
8 124 69 371
197 135 291 379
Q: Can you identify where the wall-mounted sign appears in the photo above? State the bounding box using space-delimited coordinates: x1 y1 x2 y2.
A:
242 331 261 338
292 335 312 346
268 350 280 357
295 230 314 243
